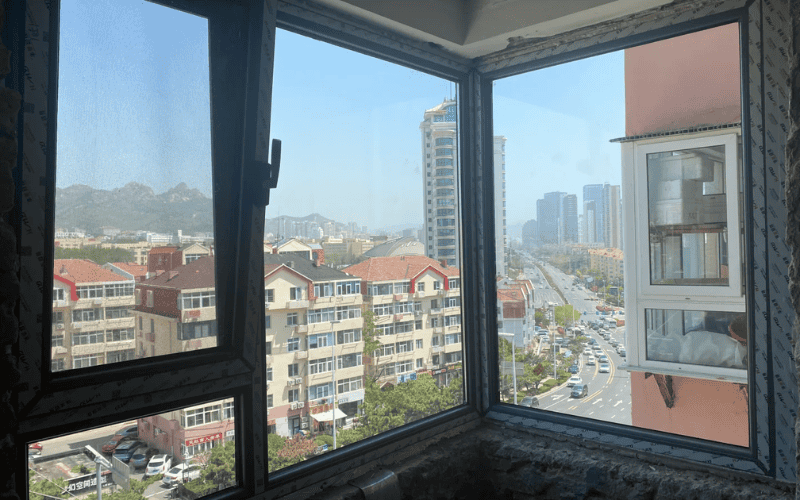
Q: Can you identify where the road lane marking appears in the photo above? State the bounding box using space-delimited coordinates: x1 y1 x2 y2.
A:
592 398 602 405
614 400 622 407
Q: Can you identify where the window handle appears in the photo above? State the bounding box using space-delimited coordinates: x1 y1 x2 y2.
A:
255 138 281 206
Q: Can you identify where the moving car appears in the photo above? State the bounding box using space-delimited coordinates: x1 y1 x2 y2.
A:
113 440 144 463
520 396 539 408
598 363 611 373
567 375 582 387
571 384 588 398
583 348 592 356
130 448 156 469
568 365 579 374
162 463 203 485
598 355 609 363
145 454 172 477
586 356 596 366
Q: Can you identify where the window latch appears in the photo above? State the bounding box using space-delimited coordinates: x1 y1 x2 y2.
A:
255 138 281 207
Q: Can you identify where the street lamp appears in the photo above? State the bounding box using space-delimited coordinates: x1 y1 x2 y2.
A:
330 319 341 450
498 332 517 405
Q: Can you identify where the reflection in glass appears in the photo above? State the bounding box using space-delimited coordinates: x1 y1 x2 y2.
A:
54 0 215 372
265 29 464 471
647 146 729 286
645 309 746 369
28 400 236 500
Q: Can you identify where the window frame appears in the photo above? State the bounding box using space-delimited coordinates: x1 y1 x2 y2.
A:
11 2 794 500
477 0 793 484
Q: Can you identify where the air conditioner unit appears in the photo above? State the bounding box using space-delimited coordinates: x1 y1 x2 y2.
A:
414 311 421 317
301 422 309 429
56 323 64 330
295 377 303 385
302 416 310 423
290 402 297 410
296 402 305 408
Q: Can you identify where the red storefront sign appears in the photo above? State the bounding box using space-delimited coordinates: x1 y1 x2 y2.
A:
185 432 222 446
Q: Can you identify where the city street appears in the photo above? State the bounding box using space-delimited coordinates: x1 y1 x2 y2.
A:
521 258 632 426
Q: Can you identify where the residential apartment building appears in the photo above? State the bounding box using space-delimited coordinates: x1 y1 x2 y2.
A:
497 277 535 349
264 254 364 438
135 256 218 359
146 243 212 276
421 100 460 268
582 184 605 245
587 247 624 281
137 398 235 462
103 262 148 282
494 136 508 277
100 240 153 265
52 259 136 371
603 184 622 250
344 256 463 388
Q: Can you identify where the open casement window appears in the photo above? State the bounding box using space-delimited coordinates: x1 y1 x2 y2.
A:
621 132 747 382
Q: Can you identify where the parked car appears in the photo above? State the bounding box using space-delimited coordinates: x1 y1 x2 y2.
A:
145 454 172 477
130 448 157 470
519 396 539 408
618 349 627 357
598 363 611 373
101 435 129 454
571 384 589 398
28 443 43 456
113 425 138 440
113 440 144 463
162 463 203 485
567 375 582 387
568 365 579 374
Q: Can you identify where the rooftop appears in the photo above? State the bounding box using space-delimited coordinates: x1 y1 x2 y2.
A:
264 254 354 282
140 256 215 290
344 255 459 282
54 259 128 284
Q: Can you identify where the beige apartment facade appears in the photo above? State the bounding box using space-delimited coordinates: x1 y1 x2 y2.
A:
52 259 136 371
264 255 365 438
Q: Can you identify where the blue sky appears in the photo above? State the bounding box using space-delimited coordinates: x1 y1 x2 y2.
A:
57 0 625 232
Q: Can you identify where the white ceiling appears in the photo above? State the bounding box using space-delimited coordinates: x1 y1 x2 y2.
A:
316 0 674 58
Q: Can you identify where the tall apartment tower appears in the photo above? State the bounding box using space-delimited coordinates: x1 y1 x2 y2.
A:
421 100 460 268
559 193 578 244
603 184 622 249
493 136 507 277
583 184 605 245
420 101 507 272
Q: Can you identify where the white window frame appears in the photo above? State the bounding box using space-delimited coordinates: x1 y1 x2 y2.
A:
622 131 746 382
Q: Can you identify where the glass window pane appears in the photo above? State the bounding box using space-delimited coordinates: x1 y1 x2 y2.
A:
492 23 748 447
54 0 216 372
647 145 729 286
645 309 746 368
28 399 236 500
265 29 464 471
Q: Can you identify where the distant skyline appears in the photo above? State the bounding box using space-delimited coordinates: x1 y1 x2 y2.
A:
56 0 625 235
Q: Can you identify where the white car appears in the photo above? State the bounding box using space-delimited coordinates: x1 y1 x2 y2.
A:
583 348 592 355
145 454 171 477
567 375 582 387
586 356 596 366
162 463 203 485
598 363 611 373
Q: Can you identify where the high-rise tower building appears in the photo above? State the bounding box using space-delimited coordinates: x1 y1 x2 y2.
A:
494 136 507 276
421 100 460 267
603 184 622 249
583 184 605 245
421 101 507 272
537 191 565 244
559 193 578 244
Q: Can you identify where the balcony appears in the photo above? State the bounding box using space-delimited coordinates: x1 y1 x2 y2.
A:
414 291 426 298
294 324 308 334
294 350 308 360
287 299 310 309
432 346 444 353
393 314 404 321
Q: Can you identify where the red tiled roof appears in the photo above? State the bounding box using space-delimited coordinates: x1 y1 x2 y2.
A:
141 256 215 290
343 255 459 282
149 246 180 255
112 262 147 277
497 289 523 302
54 259 127 284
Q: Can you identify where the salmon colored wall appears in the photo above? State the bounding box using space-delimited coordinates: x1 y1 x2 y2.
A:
630 372 748 447
625 23 740 136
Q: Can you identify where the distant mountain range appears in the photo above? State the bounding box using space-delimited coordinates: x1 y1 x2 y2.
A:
55 182 213 235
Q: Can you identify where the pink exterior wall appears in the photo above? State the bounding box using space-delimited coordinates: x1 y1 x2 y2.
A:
630 372 748 447
625 23 740 136
625 23 748 446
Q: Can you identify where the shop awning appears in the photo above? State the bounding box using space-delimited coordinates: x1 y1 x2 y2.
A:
310 408 347 422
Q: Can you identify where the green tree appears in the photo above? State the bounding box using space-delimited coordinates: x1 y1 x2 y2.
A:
534 310 550 328
519 358 550 394
83 475 162 500
554 305 580 326
29 471 68 500
54 246 134 265
201 440 235 486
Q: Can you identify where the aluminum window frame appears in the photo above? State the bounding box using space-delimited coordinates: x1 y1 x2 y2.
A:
477 0 795 484
12 1 794 500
